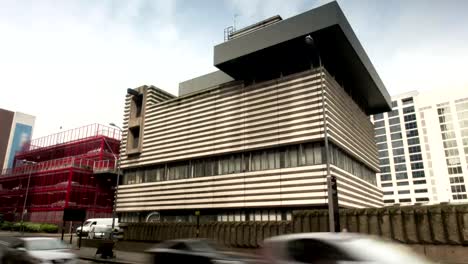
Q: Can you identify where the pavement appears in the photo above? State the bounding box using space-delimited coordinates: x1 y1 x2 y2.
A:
72 246 149 264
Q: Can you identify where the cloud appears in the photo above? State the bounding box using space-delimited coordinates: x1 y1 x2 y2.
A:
0 0 214 138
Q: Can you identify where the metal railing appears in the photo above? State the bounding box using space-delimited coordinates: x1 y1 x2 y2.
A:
18 124 122 155
0 157 116 177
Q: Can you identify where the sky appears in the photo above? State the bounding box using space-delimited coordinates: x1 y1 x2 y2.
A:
0 0 467 138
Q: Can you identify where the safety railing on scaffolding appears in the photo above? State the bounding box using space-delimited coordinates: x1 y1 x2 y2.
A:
0 157 117 177
18 124 122 155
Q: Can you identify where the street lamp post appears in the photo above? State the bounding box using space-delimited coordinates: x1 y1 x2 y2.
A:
109 122 123 239
305 35 340 232
20 160 36 236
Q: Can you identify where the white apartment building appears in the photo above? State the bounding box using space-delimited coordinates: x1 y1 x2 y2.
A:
372 88 468 205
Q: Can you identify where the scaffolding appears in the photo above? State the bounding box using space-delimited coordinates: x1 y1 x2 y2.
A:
0 124 121 223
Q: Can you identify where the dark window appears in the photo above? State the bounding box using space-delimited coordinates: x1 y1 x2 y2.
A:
409 146 421 153
393 148 405 156
381 167 391 173
380 174 391 181
375 128 386 136
398 190 410 194
375 135 387 143
405 122 417 130
450 177 464 184
448 166 463 174
416 197 429 202
399 198 411 202
411 162 424 170
397 181 409 186
392 101 398 107
404 114 416 122
414 180 426 185
383 191 394 195
377 143 388 151
396 172 408 180
379 151 389 158
403 106 415 114
394 156 405 164
439 115 452 123
390 125 401 133
391 140 404 148
407 138 420 146
374 113 384 120
389 117 400 125
412 171 425 178
388 110 399 118
390 133 402 140
374 120 385 128
402 97 414 105
415 189 428 193
406 130 419 138
384 199 395 203
382 182 393 187
395 164 407 172
410 154 423 162
379 158 389 166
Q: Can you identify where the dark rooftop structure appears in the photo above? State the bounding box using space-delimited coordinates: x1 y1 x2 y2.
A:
180 1 391 114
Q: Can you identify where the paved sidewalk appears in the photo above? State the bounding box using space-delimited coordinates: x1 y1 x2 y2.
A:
72 246 150 264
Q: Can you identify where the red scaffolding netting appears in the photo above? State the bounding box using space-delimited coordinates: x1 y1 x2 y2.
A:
0 124 120 224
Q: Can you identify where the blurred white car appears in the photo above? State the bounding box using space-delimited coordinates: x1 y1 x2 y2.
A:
261 233 434 264
21 237 77 264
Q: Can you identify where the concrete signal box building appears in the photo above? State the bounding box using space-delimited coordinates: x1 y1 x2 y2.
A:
116 2 391 223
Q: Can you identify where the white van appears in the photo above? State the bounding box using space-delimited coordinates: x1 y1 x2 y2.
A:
75 218 118 237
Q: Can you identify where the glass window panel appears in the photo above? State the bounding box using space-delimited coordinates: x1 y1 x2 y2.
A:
390 125 401 133
389 117 400 125
374 120 385 128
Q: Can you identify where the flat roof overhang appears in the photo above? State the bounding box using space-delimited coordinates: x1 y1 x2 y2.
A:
214 1 391 115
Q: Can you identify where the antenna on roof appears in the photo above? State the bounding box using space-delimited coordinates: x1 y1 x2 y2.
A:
234 13 239 31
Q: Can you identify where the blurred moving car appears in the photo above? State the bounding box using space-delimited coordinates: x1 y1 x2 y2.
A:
76 218 119 237
261 233 434 264
146 239 257 264
0 237 77 264
0 236 37 264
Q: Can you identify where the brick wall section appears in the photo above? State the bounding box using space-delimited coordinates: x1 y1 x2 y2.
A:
122 204 468 247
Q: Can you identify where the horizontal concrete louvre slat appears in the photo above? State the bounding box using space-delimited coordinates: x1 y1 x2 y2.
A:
326 101 377 160
332 177 381 203
323 75 373 133
120 133 323 166
144 86 322 133
328 133 380 172
117 168 326 195
330 165 382 196
143 94 323 139
325 87 376 154
145 83 321 126
117 181 326 201
147 71 321 117
142 104 323 147
335 183 382 207
326 106 376 159
142 115 323 152
141 121 323 156
117 191 328 208
338 193 383 208
120 135 325 167
326 124 377 169
327 123 379 171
